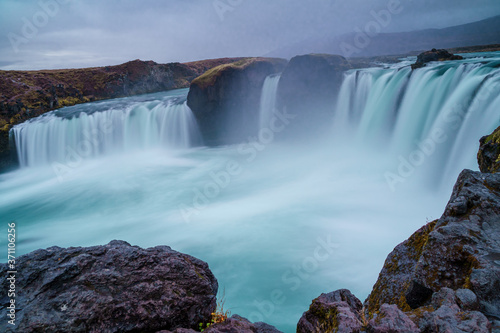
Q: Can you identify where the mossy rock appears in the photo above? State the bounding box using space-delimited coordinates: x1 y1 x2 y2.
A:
478 125 500 173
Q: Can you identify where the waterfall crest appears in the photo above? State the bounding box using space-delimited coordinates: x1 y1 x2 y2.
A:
259 74 281 129
334 55 500 184
11 92 202 167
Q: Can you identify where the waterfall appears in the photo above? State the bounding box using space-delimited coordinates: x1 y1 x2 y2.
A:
334 55 500 186
11 92 202 168
259 74 281 129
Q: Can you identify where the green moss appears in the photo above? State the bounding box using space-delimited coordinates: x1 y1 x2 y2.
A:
310 301 339 333
366 221 437 318
463 253 481 290
408 305 433 325
483 126 500 168
406 220 437 260
58 96 82 107
484 126 500 144
191 58 255 89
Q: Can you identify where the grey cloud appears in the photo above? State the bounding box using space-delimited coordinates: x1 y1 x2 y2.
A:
0 0 499 70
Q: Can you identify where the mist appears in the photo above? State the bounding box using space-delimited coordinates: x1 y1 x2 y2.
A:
1 0 500 70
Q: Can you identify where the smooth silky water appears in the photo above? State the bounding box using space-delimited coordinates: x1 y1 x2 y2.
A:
1 53 500 333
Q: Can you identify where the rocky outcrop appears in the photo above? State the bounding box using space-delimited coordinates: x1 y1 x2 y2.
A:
204 315 283 333
276 54 351 138
187 57 287 145
0 240 218 333
367 169 500 315
297 289 365 333
0 57 243 172
368 304 419 333
411 48 464 69
157 315 283 333
366 169 499 328
299 168 500 332
478 125 500 173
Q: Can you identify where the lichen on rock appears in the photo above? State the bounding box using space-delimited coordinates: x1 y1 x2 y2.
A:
478 125 500 173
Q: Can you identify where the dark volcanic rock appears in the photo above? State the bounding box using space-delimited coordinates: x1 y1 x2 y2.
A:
204 315 283 333
418 288 490 333
365 169 500 327
0 240 218 333
187 57 287 146
276 54 351 138
367 304 419 333
478 125 500 173
411 48 464 69
157 315 283 333
296 289 364 333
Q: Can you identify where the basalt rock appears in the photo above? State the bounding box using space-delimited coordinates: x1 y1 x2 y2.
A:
0 240 218 333
416 288 491 332
411 48 464 69
298 168 499 332
367 304 419 333
478 125 500 173
204 315 283 333
276 54 351 139
187 57 287 146
157 315 283 333
296 289 364 333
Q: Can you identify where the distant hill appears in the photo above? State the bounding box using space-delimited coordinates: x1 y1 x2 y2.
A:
267 15 500 58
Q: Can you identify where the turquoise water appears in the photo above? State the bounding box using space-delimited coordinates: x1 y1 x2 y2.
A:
1 52 500 332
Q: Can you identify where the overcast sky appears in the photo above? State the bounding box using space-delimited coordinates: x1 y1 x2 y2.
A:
1 0 500 70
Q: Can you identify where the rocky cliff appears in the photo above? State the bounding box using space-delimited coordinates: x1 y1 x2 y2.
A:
0 57 243 171
187 57 287 145
299 167 500 332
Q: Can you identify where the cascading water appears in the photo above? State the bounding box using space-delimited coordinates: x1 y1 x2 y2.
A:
10 90 202 167
1 53 500 333
259 74 281 129
335 53 500 189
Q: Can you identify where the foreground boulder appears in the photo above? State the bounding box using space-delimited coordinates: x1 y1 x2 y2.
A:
276 54 351 138
187 57 287 145
297 289 364 333
0 240 218 333
157 315 283 333
204 315 283 333
411 48 463 69
478 125 500 173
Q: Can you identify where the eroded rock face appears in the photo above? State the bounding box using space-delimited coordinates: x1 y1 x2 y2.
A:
365 169 500 329
411 48 464 69
0 240 218 333
204 315 283 333
367 304 419 333
276 54 351 139
478 125 500 173
299 168 499 332
296 289 364 333
416 288 491 333
187 57 287 146
157 315 283 333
